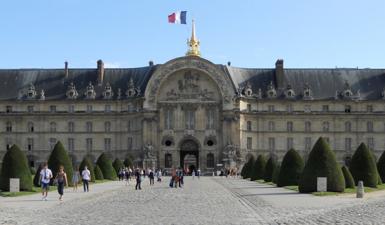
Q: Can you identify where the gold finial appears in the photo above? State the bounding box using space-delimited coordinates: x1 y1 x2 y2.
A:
186 19 201 57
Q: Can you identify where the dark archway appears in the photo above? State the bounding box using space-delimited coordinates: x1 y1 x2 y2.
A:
180 139 199 174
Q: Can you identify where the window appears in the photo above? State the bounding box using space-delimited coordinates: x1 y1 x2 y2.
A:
49 105 56 113
104 138 111 151
105 105 111 113
27 138 34 151
165 153 172 168
304 105 311 113
50 122 57 132
268 137 275 152
345 121 352 132
287 104 293 113
345 138 352 151
246 137 252 150
305 137 312 151
207 153 215 168
345 105 351 113
6 105 12 113
6 122 12 132
49 138 57 150
68 138 74 151
268 121 275 131
27 122 34 132
322 121 329 132
367 105 373 112
105 121 111 132
27 105 34 113
268 105 275 112
185 110 195 130
165 108 174 130
206 108 215 129
322 105 329 112
367 137 374 150
86 138 93 151
246 121 252 131
247 104 251 112
86 122 93 132
68 122 74 132
86 105 93 113
127 137 133 150
287 137 294 150
127 120 132 132
305 121 311 132
287 121 293 132
6 138 12 150
68 105 75 113
367 121 373 132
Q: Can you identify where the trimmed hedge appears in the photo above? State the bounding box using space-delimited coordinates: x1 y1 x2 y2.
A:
47 141 73 186
123 157 133 168
96 153 117 180
377 151 385 183
251 155 266 181
113 159 124 175
0 145 33 191
341 166 355 188
94 165 104 180
349 143 378 188
264 156 277 182
241 155 255 179
299 137 345 193
79 157 95 182
277 149 304 187
272 165 281 184
33 164 43 187
30 167 36 175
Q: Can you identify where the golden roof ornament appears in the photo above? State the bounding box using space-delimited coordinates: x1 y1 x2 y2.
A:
186 19 201 57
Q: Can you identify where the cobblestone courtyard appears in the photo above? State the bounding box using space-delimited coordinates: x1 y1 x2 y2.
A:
2 177 385 225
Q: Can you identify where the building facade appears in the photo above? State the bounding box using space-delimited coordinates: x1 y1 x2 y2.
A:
1 27 385 173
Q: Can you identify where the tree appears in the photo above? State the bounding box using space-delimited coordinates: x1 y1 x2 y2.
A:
96 153 117 180
251 155 266 181
113 158 124 175
377 151 385 183
241 155 255 179
341 166 355 188
299 137 345 193
79 156 95 182
0 145 33 191
349 143 379 188
277 149 304 187
94 165 104 180
264 156 277 182
33 164 43 187
123 157 133 168
47 141 73 186
272 165 281 184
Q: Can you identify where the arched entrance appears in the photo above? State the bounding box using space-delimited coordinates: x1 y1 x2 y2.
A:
180 139 199 174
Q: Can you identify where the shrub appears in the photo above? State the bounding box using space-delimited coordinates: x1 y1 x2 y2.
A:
79 157 95 182
123 157 133 168
241 155 255 179
272 165 281 184
0 145 33 191
251 155 266 181
33 164 43 187
264 156 277 182
96 153 117 180
277 149 304 187
94 165 104 180
113 158 124 175
341 166 355 188
377 151 385 183
349 143 378 188
30 167 36 175
47 141 73 186
299 137 345 193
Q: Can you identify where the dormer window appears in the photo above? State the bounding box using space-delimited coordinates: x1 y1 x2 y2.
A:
103 83 114 100
40 89 45 100
66 82 79 100
26 83 37 99
85 82 96 99
266 81 277 99
302 83 313 100
341 81 354 99
284 85 295 99
126 77 137 98
244 82 253 97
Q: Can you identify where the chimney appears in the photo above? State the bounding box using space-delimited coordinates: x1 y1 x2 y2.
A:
275 59 284 88
97 59 104 85
64 61 69 78
149 61 154 66
227 61 231 66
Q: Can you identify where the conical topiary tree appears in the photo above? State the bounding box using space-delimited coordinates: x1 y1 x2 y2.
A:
277 149 304 187
264 156 277 182
299 137 345 193
47 141 73 186
94 165 104 180
377 151 385 183
96 153 117 180
123 157 133 168
349 143 378 188
33 164 43 187
113 158 124 175
251 155 266 181
79 156 95 182
0 145 33 191
241 155 255 179
341 166 355 188
272 165 281 184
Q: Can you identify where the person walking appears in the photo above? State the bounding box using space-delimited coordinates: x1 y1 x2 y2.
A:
72 166 80 192
55 165 68 201
192 170 196 180
149 169 155 186
156 169 162 182
82 166 91 192
39 162 53 201
135 168 142 190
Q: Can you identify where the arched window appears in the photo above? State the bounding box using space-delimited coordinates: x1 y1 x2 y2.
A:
345 121 351 132
165 153 172 168
50 122 57 132
207 153 215 168
68 122 75 132
27 122 34 132
105 121 111 132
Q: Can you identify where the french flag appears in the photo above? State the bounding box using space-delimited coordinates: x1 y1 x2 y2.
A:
168 11 187 24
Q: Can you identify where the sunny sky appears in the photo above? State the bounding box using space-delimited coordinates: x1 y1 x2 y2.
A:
0 0 384 69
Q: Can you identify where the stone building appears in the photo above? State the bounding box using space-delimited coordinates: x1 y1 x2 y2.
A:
1 24 385 173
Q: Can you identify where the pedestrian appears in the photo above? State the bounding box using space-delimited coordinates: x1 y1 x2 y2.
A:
82 166 91 192
39 162 53 201
156 169 162 182
192 170 196 180
55 165 68 201
72 166 80 192
135 168 141 190
149 169 154 186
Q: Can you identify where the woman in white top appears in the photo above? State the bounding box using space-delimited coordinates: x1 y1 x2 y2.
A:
81 166 91 192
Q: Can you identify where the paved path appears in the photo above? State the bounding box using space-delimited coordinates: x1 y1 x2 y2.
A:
1 177 385 224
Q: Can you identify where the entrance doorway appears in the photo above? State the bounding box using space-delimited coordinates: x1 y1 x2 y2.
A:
180 139 199 174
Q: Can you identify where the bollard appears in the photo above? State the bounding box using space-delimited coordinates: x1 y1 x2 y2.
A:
10 178 20 193
356 181 364 198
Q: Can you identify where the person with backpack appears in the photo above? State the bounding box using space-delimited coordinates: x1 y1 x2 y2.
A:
39 162 53 201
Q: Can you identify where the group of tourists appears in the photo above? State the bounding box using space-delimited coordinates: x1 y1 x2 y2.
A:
133 168 162 190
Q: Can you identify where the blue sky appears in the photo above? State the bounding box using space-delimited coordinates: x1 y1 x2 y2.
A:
0 0 384 69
